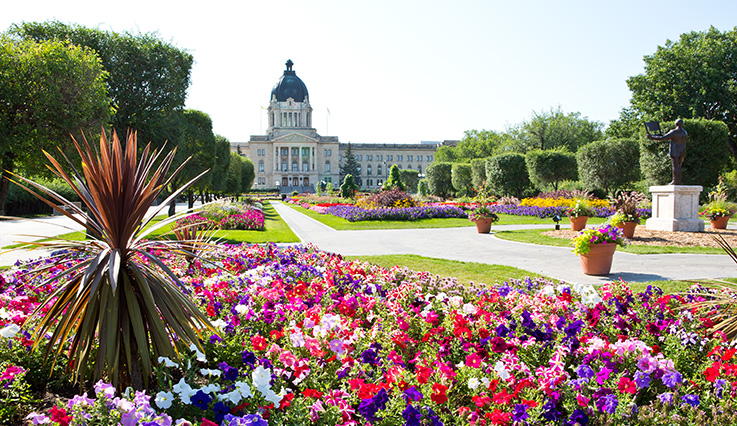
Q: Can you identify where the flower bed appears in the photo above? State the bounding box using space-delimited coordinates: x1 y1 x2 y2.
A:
324 205 467 222
177 201 265 231
2 244 735 425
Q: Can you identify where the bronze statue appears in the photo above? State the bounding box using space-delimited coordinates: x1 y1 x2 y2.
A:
646 119 687 185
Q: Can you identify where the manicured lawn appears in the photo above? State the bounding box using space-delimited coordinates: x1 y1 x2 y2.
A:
283 203 474 230
347 254 542 285
494 228 726 254
282 202 608 229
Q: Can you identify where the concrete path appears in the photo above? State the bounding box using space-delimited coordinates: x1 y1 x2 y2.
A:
270 201 737 285
0 203 198 267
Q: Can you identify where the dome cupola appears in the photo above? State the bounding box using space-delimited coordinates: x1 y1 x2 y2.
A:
270 59 309 102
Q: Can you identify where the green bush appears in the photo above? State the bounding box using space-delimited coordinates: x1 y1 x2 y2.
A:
417 179 428 197
399 169 420 194
340 174 358 198
525 149 577 191
6 176 81 216
485 153 530 198
451 163 473 196
640 118 730 188
382 164 406 191
470 158 487 191
425 162 454 199
577 138 640 195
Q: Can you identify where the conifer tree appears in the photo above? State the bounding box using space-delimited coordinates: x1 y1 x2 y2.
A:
340 142 362 187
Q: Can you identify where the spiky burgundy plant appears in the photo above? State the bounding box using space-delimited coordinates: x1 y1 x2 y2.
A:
6 130 215 388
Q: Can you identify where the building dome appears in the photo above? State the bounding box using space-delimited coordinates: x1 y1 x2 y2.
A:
270 59 309 102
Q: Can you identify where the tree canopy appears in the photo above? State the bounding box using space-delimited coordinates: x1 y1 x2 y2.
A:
626 26 737 157
0 36 110 214
340 143 362 187
511 107 603 152
8 21 193 148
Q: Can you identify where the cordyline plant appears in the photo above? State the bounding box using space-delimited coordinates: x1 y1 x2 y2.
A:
5 130 216 389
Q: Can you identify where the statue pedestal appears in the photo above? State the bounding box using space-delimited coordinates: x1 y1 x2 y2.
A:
646 185 704 232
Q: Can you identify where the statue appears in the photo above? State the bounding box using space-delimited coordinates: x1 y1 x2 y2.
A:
646 119 687 185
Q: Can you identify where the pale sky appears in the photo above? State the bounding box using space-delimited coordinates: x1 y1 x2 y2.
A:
2 0 737 144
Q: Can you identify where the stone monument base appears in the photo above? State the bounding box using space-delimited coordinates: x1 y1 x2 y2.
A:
645 185 704 232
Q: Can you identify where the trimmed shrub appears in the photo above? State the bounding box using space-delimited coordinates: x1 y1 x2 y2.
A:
470 158 487 191
451 163 473 196
485 153 530 198
425 162 454 199
399 169 420 194
525 149 577 191
577 138 640 195
6 177 81 216
640 118 730 188
382 164 406 191
340 174 358 198
417 179 428 197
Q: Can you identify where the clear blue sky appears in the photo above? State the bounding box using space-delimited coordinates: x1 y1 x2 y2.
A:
2 0 737 144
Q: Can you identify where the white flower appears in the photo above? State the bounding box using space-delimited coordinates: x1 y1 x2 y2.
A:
158 356 179 368
172 377 194 404
202 384 221 394
262 387 286 408
235 304 248 315
494 361 510 380
462 303 477 315
0 308 11 320
235 381 253 399
211 319 227 330
448 296 463 307
155 391 174 409
540 285 555 297
252 365 272 391
218 390 242 405
481 377 491 387
468 377 480 390
200 368 222 377
0 324 20 338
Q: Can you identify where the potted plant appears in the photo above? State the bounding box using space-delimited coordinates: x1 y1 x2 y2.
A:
572 224 627 275
609 191 646 238
700 180 737 229
468 204 500 234
567 197 595 231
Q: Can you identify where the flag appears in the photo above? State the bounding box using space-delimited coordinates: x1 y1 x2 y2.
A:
327 108 331 115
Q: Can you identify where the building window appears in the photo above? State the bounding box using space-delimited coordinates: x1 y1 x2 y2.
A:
377 165 382 175
398 155 403 161
281 147 288 156
324 149 327 156
291 148 299 157
303 162 309 171
357 155 362 161
377 179 383 187
328 149 332 156
339 155 342 161
258 161 264 172
418 165 422 173
408 155 413 162
387 155 393 161
292 162 298 171
293 177 299 186
398 165 402 170
367 155 373 161
427 155 432 162
367 179 373 187
407 165 412 170
325 161 331 172
302 147 309 157
367 165 372 176
282 161 287 171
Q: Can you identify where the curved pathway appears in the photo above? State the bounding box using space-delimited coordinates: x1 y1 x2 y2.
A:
270 201 737 285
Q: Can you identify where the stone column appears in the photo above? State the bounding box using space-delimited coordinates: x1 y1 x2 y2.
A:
645 185 704 232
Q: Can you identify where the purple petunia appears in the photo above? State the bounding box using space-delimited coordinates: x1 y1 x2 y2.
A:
681 394 700 407
661 371 682 389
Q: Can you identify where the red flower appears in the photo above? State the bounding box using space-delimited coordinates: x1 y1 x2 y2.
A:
704 363 722 382
201 419 218 426
49 406 72 426
416 365 433 384
618 376 637 394
431 383 448 404
251 334 267 351
723 348 736 362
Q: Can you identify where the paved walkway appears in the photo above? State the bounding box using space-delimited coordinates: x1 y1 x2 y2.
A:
270 201 737 285
0 203 198 267
2 201 735 285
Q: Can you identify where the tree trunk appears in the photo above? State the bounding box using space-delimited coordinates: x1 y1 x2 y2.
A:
187 190 194 209
0 154 15 216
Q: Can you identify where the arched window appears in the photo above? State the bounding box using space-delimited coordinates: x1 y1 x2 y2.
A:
367 165 372 176
258 161 264 172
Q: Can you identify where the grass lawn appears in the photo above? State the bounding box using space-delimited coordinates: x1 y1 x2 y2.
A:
347 254 541 286
283 203 474 230
282 202 609 229
494 228 727 255
2 202 299 248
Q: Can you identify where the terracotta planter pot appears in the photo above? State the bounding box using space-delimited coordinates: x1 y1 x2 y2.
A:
579 243 617 275
473 218 494 234
569 216 589 231
617 221 638 239
710 215 731 230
